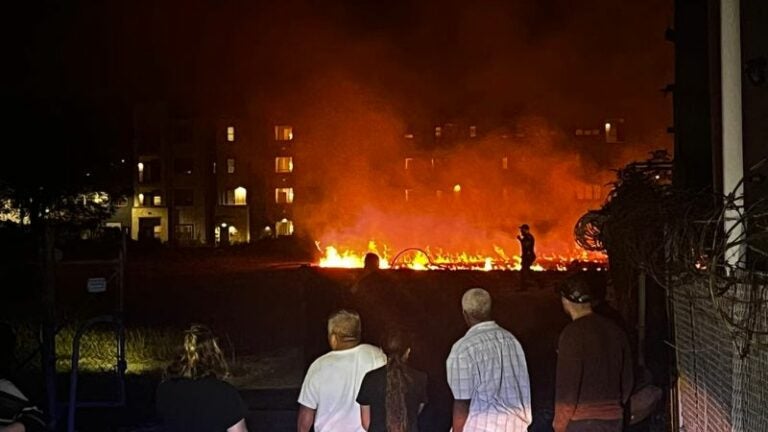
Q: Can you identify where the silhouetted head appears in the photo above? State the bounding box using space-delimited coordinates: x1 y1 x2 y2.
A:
363 253 381 271
381 329 411 363
557 273 596 320
165 324 229 380
461 287 492 326
519 224 530 233
327 309 362 350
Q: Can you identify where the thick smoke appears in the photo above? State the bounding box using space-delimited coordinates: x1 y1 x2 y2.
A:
248 0 673 258
42 0 672 257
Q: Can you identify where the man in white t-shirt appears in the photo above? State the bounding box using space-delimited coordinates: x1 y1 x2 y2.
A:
297 310 386 432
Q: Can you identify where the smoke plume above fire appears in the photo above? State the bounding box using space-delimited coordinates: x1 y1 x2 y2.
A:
250 0 673 266
277 72 664 267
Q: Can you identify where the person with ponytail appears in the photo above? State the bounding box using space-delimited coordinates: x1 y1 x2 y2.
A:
356 330 428 432
156 324 248 432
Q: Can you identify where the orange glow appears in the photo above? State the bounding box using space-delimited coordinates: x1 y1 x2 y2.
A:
317 241 605 271
277 85 664 274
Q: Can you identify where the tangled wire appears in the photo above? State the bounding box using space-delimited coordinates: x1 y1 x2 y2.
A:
575 151 768 356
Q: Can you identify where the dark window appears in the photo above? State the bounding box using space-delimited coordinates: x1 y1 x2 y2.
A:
173 121 193 144
174 158 194 175
140 159 162 183
175 224 194 242
174 189 194 206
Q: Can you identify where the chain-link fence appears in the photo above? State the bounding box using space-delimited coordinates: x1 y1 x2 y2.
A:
10 323 176 375
672 280 768 432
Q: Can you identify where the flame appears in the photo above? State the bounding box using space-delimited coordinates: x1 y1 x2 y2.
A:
316 241 606 271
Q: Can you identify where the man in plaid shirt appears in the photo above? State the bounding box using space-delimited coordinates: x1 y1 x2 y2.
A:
446 288 532 432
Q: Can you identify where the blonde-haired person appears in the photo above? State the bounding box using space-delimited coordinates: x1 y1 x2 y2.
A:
298 310 387 432
156 324 248 432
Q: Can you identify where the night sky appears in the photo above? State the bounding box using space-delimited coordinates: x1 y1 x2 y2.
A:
5 0 673 186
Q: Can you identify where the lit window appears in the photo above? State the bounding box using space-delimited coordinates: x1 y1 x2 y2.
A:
153 195 162 206
502 157 509 170
275 125 294 141
405 189 413 201
138 159 162 183
153 225 162 238
576 184 605 201
212 162 216 174
275 157 294 173
138 193 145 206
453 184 461 193
575 129 584 136
227 158 235 174
234 186 247 205
275 187 294 204
276 218 294 236
404 158 414 170
435 126 442 138
227 126 235 142
404 133 414 139
469 126 477 138
593 185 603 200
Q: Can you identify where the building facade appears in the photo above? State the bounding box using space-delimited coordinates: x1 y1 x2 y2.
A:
127 105 261 246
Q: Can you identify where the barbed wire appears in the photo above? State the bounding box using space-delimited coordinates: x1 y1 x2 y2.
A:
575 151 768 356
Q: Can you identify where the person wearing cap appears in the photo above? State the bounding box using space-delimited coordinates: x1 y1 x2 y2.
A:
446 288 531 432
553 274 633 432
517 224 536 288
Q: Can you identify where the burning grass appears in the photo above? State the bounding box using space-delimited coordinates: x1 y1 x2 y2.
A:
316 240 606 271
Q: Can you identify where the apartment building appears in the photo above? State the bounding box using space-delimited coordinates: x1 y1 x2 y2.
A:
128 105 259 245
131 105 215 245
213 119 251 245
269 125 296 237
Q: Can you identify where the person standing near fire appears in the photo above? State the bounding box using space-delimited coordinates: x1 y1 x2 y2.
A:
553 274 633 432
517 224 536 288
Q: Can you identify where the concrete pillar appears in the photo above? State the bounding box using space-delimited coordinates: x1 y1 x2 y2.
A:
720 0 746 267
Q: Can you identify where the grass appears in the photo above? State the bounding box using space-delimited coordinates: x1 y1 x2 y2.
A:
12 324 302 388
13 324 178 374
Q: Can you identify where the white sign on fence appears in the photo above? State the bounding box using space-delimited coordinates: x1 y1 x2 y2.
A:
86 277 107 293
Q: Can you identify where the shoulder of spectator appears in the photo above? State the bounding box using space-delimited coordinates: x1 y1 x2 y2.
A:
0 379 28 401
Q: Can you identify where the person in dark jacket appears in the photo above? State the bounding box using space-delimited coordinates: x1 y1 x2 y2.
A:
517 224 536 289
553 274 633 432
